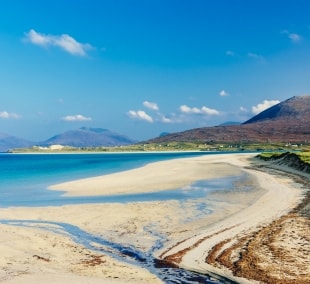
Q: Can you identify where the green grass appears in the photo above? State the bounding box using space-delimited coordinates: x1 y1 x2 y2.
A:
10 142 310 154
258 152 284 159
258 151 310 165
298 152 310 164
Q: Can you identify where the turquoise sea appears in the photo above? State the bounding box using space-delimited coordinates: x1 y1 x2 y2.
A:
0 151 242 207
1 151 252 283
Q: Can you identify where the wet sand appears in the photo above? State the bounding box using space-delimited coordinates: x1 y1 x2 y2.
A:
0 153 308 283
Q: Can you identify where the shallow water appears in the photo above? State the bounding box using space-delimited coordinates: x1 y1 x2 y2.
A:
0 152 241 207
0 219 235 283
0 152 248 283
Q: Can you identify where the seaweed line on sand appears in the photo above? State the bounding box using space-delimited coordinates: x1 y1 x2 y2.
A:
159 162 310 284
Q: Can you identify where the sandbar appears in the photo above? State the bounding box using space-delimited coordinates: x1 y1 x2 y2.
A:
49 153 248 196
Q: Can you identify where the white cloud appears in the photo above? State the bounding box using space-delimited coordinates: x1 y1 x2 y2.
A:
248 52 265 62
239 106 248 112
0 111 20 119
128 102 221 125
180 105 220 115
24 29 93 56
201 106 220 115
281 30 302 43
180 105 201 114
252 100 280 115
226 50 235 56
26 29 51 46
143 101 159 111
62 114 92 121
159 114 175 123
161 117 173 123
288 33 302 43
219 90 229 97
127 110 153 123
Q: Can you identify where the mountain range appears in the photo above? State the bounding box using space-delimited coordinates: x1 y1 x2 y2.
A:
1 95 309 152
0 133 35 152
146 95 310 144
0 127 137 152
41 127 137 148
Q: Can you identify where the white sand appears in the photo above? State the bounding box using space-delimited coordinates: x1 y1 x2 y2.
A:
157 157 302 283
0 222 162 284
0 153 303 283
49 154 245 196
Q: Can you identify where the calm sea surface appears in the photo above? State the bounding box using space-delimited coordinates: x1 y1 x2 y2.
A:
0 151 242 207
0 151 250 283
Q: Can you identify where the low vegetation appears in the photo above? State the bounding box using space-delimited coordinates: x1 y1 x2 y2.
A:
9 142 310 153
257 151 310 175
258 151 310 165
298 151 310 164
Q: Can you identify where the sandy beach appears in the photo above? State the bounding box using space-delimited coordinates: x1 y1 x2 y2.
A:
49 153 244 196
0 153 309 283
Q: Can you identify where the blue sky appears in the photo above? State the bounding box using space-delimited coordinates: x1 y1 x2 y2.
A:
0 0 310 141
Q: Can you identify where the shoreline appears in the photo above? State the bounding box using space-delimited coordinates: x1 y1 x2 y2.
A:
49 153 253 197
156 156 309 283
0 153 308 283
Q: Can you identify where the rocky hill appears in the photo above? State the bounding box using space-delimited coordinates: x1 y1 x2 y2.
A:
146 96 310 144
244 96 310 124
